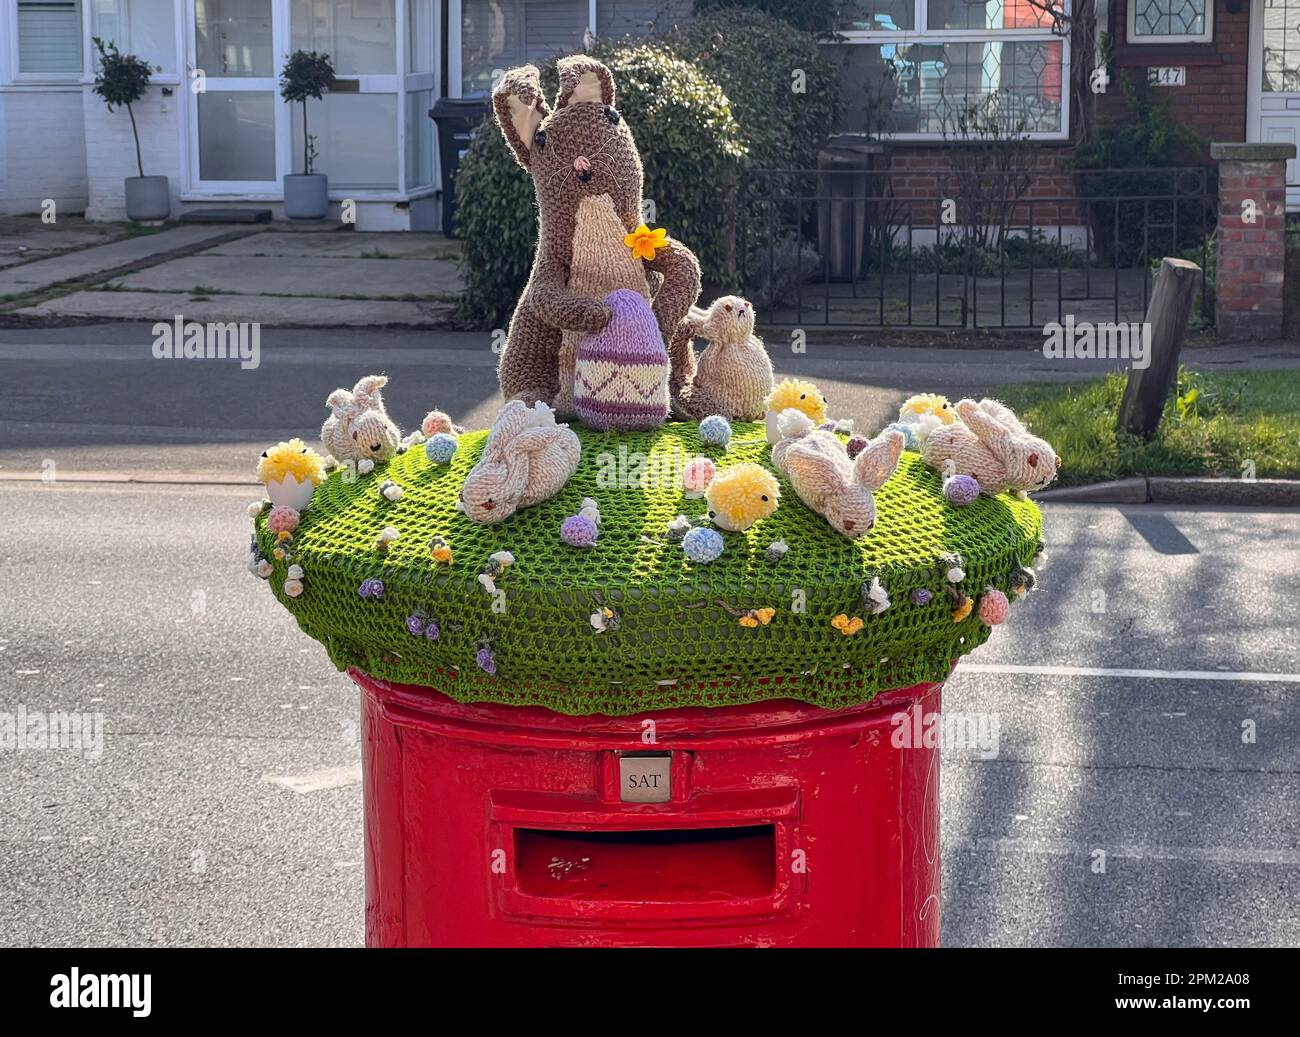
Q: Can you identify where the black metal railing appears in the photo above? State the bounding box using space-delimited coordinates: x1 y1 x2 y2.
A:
737 166 1216 329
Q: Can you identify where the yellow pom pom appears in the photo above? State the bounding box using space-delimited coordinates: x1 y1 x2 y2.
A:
900 393 955 425
704 463 780 532
257 437 328 486
765 379 827 426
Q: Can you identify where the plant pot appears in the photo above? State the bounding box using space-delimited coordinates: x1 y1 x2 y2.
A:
124 175 170 221
283 173 329 220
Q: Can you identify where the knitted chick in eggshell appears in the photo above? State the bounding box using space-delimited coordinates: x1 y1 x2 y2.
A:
689 296 774 421
704 462 781 531
257 438 329 511
765 378 828 443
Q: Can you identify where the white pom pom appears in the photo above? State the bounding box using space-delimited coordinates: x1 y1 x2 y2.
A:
777 407 815 440
283 578 304 598
381 482 404 501
247 501 264 519
287 564 304 580
358 458 375 475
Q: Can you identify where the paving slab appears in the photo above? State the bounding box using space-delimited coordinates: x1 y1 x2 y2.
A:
203 231 462 261
110 253 460 299
15 290 455 327
0 225 252 299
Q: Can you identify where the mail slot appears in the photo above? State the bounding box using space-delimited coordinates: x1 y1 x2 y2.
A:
354 668 943 947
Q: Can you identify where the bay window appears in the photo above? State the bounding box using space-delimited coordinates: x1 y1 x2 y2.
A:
829 0 1070 139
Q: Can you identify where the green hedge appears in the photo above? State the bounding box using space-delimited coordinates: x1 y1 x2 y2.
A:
455 44 746 328
691 0 840 34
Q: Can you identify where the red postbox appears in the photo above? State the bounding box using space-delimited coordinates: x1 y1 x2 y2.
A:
356 668 942 948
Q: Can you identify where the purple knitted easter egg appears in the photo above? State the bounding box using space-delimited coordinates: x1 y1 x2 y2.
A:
574 289 670 432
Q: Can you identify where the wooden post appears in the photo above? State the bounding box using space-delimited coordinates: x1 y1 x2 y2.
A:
1117 257 1202 439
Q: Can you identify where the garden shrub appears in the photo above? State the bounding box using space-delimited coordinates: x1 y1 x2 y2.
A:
691 0 840 34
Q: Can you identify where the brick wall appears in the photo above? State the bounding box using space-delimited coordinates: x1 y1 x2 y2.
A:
0 89 89 215
1212 143 1290 340
1099 0 1249 150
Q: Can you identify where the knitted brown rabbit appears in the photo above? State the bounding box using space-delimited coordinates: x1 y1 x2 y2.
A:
491 56 724 420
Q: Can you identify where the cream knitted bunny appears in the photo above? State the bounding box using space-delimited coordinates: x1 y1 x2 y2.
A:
459 400 582 524
690 296 774 421
321 375 402 464
922 398 1060 496
772 409 903 539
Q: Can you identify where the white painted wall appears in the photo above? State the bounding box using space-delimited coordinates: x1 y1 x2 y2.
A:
0 88 89 215
83 84 182 221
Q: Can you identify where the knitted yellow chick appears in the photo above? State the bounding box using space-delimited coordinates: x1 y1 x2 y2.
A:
765 378 828 443
257 438 329 511
899 393 956 425
705 462 781 531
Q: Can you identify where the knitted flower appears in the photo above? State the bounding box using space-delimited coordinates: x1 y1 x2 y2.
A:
429 535 452 565
375 526 400 552
624 224 668 261
590 606 621 633
682 456 716 497
406 614 426 636
476 647 497 676
1010 565 1037 597
358 578 385 600
380 480 404 502
862 576 891 615
940 552 966 584
705 463 780 531
682 527 724 564
764 540 788 563
911 588 933 606
561 514 599 548
255 558 273 579
951 595 973 623
283 578 304 598
737 607 775 628
666 515 693 542
831 613 864 636
267 505 299 535
979 588 1011 625
698 415 732 448
247 500 267 520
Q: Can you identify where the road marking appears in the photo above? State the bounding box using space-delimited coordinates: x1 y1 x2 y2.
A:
949 835 1300 867
263 764 361 794
957 663 1300 684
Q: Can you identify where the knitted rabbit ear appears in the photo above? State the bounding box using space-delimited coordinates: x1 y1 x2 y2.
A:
326 389 354 417
484 400 533 454
493 65 550 168
854 430 903 491
352 374 388 407
556 55 615 108
957 398 1013 455
977 397 1028 435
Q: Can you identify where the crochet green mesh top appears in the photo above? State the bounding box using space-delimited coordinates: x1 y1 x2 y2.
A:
254 421 1042 715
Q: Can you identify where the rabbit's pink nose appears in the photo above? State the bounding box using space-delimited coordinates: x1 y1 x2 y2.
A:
573 156 591 173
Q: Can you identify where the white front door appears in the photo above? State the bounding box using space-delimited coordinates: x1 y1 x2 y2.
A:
1251 0 1300 207
186 0 285 195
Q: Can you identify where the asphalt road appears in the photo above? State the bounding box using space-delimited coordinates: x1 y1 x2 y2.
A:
0 324 1298 946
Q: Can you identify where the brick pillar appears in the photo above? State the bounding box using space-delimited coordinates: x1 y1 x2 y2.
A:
1211 142 1294 341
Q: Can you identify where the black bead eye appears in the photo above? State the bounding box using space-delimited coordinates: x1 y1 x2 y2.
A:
533 128 547 150
605 106 621 124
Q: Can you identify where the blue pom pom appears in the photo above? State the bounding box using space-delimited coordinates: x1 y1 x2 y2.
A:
698 415 732 448
425 433 458 465
683 526 725 564
884 421 917 451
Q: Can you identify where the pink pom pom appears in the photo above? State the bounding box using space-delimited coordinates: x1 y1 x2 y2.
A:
682 456 716 494
421 410 454 437
979 589 1010 626
267 505 300 534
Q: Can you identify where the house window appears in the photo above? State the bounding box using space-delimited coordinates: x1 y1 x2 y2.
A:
92 0 178 76
828 0 1070 139
1127 0 1212 44
16 0 84 74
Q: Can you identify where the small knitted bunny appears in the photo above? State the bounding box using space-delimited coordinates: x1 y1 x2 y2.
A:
690 296 774 421
321 375 402 464
772 409 903 539
922 398 1061 496
459 400 582 524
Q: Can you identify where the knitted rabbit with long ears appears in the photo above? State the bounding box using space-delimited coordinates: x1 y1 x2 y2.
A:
772 409 903 539
922 398 1060 496
459 400 581 525
321 375 402 464
491 56 725 420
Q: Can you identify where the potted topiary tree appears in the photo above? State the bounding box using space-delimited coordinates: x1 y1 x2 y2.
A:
280 50 336 220
92 37 168 221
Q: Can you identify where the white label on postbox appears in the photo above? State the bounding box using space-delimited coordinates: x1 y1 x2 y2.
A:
620 754 671 803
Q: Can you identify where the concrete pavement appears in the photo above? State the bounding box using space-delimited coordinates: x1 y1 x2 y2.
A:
0 485 1296 946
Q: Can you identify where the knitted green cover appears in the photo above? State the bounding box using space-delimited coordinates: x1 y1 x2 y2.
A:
254 421 1042 715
